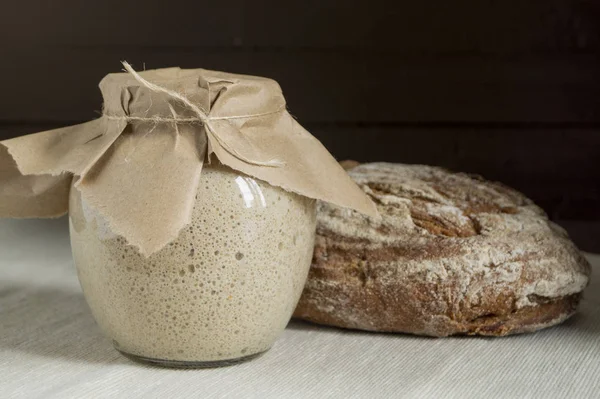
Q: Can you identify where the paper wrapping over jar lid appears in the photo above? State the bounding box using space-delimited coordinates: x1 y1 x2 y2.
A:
0 63 378 255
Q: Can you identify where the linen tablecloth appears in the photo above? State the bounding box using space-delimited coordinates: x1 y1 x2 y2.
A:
1 217 598 399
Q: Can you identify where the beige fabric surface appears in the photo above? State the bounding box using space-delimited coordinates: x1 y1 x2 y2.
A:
0 217 598 399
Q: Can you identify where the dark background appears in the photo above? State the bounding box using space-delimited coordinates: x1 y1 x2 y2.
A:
1 1 599 251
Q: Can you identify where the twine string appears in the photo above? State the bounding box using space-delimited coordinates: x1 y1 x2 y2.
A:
103 61 285 167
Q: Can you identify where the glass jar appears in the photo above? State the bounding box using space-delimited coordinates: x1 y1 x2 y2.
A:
69 163 317 367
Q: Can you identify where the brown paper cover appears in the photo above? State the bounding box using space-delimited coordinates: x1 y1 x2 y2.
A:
0 64 378 255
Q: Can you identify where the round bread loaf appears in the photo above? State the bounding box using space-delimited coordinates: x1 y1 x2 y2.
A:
293 163 591 336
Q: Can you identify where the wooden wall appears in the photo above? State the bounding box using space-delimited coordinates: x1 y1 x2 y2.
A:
1 0 599 250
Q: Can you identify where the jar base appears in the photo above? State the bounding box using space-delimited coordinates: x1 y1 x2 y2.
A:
117 349 268 369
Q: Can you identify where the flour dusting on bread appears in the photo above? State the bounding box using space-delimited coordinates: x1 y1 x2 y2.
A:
294 163 590 336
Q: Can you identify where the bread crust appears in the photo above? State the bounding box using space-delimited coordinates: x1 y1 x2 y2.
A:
294 163 591 336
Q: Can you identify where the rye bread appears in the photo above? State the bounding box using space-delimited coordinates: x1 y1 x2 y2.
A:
293 163 591 336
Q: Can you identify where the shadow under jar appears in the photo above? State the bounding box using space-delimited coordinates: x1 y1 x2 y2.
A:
69 163 317 368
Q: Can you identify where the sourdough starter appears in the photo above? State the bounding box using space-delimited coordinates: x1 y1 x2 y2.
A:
69 164 316 364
